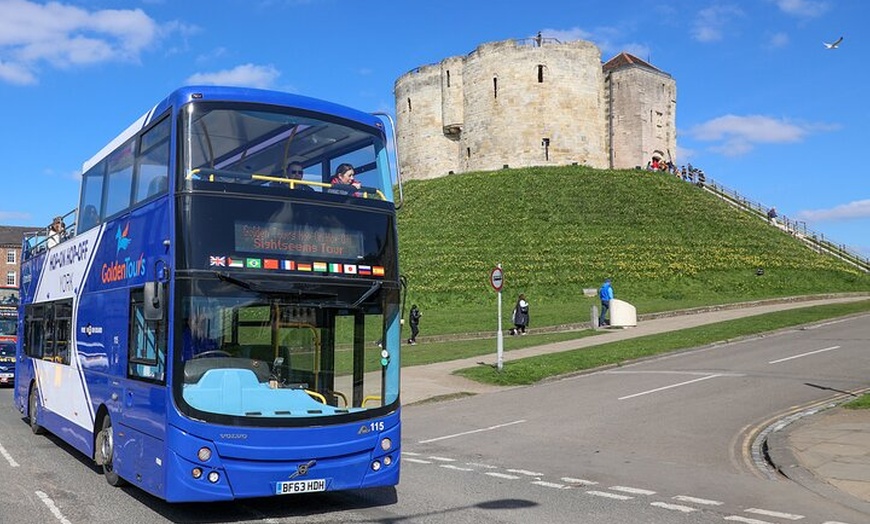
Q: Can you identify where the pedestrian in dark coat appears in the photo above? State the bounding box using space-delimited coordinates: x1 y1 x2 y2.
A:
510 294 529 335
407 305 422 345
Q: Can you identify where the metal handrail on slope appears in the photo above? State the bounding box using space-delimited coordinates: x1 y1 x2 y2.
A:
699 177 869 272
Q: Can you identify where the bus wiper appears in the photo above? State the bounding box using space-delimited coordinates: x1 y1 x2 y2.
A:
214 271 253 290
351 280 382 308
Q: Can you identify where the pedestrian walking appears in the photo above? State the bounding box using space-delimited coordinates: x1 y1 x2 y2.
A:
510 294 529 335
407 304 422 345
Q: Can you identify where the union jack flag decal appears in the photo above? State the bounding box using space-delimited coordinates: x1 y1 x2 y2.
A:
209 256 226 267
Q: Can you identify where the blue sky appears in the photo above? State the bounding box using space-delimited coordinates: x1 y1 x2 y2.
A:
1 0 867 256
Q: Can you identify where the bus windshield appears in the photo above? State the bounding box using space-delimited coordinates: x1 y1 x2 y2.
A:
176 279 399 425
180 103 392 201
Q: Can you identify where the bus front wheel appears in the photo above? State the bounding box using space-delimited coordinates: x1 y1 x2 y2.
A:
28 387 44 435
98 415 127 487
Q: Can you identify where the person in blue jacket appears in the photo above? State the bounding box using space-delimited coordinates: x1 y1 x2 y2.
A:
598 278 614 326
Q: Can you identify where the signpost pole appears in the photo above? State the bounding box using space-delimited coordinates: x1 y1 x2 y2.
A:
495 264 504 372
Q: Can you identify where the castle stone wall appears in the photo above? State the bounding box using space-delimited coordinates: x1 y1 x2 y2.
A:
606 67 677 169
394 38 676 180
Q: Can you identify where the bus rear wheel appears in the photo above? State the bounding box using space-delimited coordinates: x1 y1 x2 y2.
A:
98 415 127 487
29 387 44 435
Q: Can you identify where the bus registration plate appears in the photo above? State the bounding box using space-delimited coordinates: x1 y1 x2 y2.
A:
276 478 326 495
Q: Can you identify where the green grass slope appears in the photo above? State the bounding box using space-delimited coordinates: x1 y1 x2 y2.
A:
396 166 869 334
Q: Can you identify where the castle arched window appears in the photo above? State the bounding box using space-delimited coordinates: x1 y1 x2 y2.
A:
407 97 412 112
537 65 545 83
493 77 498 99
446 70 451 88
466 147 471 158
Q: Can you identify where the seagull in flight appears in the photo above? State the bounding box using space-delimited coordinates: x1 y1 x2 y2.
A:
823 36 843 49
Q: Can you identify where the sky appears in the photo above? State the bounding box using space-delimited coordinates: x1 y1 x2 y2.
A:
1 0 867 256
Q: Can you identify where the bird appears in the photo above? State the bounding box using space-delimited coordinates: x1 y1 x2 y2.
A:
823 36 843 49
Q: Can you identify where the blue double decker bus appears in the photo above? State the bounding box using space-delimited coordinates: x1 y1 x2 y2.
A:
15 86 403 502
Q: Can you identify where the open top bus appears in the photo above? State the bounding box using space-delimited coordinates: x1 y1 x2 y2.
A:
15 86 404 502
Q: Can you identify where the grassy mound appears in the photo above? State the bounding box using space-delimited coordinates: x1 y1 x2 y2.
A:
396 166 869 334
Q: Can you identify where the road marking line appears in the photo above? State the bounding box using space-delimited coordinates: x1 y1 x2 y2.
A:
532 480 567 489
418 419 527 444
619 374 722 400
35 491 72 524
746 508 805 520
0 443 20 467
440 464 474 472
427 456 456 462
485 472 521 480
402 451 421 456
586 490 633 500
561 477 598 485
466 462 498 469
673 495 722 506
724 517 775 524
768 345 840 364
609 485 656 496
651 501 696 513
506 468 544 477
402 458 432 464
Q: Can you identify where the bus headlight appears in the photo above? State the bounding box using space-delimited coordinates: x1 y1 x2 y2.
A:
192 467 203 479
371 460 382 471
207 471 220 483
197 447 212 462
380 438 392 451
383 455 393 466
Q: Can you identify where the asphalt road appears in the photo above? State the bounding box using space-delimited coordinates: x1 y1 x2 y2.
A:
0 313 868 523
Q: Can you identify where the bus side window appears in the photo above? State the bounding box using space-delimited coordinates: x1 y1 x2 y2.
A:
128 288 166 383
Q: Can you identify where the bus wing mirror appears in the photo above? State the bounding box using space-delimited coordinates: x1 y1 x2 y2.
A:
144 281 164 321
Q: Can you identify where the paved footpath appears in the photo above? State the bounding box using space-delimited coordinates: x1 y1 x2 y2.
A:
400 295 870 511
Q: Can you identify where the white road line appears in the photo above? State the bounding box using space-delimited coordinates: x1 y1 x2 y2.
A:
0 443 20 467
822 521 854 524
651 501 696 513
440 464 474 472
724 516 775 524
485 472 521 480
506 468 544 477
402 451 422 456
402 457 432 464
609 485 656 496
561 477 598 486
465 462 498 469
532 480 567 489
586 490 633 500
673 495 723 506
35 491 72 524
426 456 455 462
745 508 805 520
768 345 840 364
417 419 527 444
619 374 722 400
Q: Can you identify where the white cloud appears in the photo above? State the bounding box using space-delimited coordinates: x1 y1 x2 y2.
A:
692 5 744 42
796 200 870 221
768 32 790 48
0 210 32 221
687 114 839 156
773 0 830 18
186 63 281 89
0 0 179 85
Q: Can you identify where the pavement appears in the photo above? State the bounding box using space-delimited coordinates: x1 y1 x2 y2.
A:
400 294 870 512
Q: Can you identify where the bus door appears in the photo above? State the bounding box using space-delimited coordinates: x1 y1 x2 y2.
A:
116 286 168 494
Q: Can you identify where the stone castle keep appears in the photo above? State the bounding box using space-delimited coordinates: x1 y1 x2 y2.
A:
394 37 677 180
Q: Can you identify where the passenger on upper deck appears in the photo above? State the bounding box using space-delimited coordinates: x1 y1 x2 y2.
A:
286 162 313 191
78 205 100 234
46 216 66 248
328 163 361 196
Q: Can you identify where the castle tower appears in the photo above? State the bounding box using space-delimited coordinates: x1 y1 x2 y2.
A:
603 53 677 169
394 38 676 180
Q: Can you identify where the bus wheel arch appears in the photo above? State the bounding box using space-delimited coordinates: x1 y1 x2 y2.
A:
94 408 126 487
28 383 45 435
